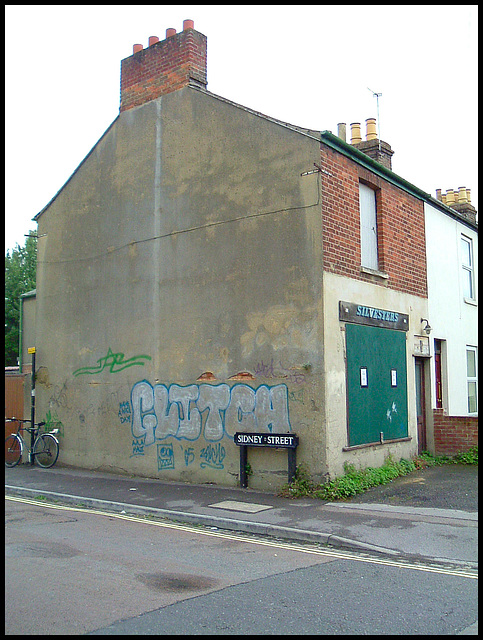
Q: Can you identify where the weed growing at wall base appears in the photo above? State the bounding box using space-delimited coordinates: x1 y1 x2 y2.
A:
452 446 478 465
279 447 478 500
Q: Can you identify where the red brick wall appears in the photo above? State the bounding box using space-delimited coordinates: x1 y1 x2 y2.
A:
320 144 427 297
120 28 207 112
433 409 478 455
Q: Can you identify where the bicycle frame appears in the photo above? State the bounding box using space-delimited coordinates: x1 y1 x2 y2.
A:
5 418 59 464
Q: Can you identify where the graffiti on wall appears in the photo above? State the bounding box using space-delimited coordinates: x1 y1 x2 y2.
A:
157 443 175 470
128 381 291 449
45 354 296 474
200 443 226 469
124 381 293 465
118 401 131 424
254 359 306 385
73 348 151 376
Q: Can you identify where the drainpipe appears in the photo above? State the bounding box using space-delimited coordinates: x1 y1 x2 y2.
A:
29 347 36 464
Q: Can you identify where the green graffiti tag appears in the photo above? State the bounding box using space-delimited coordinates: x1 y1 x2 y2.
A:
73 348 151 376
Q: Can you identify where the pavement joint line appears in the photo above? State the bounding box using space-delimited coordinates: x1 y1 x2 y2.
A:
6 493 478 580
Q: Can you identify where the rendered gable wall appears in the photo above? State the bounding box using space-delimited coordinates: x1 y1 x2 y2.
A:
35 86 327 489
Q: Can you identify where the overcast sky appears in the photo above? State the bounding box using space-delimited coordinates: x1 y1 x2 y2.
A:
5 4 478 253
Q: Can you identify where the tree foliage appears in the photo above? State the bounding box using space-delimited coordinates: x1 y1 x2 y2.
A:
5 232 37 366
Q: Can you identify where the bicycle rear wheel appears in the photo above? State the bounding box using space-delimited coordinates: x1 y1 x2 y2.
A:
5 435 22 467
33 434 59 468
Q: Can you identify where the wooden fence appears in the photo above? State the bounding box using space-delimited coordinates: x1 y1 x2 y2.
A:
5 372 27 437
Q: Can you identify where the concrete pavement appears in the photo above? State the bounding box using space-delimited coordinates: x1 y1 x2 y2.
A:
5 462 478 570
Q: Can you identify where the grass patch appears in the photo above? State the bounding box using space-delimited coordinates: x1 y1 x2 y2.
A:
279 447 477 501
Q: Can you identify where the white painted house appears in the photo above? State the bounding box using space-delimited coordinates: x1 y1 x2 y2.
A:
424 190 478 454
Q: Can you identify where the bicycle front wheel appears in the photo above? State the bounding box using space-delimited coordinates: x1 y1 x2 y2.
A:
5 435 22 467
33 434 59 468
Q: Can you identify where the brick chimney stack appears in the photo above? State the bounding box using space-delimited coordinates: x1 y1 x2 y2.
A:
339 118 394 170
436 187 477 225
355 118 394 170
120 19 207 113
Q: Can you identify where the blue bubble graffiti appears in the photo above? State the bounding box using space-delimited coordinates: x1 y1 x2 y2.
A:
129 381 292 447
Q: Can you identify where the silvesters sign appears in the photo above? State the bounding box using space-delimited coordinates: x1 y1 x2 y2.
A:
339 301 409 331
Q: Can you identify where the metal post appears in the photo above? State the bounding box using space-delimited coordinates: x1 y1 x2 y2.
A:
288 448 297 484
239 445 248 488
29 347 36 464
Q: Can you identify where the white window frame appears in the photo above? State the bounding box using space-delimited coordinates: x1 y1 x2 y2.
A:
359 183 378 271
461 235 475 301
466 346 478 414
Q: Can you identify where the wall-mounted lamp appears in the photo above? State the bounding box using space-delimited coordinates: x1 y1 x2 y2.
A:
421 318 432 335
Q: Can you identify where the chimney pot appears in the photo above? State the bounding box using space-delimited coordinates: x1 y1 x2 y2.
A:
133 43 143 54
350 122 362 145
148 36 159 47
337 123 347 142
444 186 477 223
445 189 455 205
183 19 195 30
436 189 442 201
365 117 377 141
166 28 176 38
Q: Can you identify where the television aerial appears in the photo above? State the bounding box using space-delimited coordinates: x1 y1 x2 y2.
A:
367 87 382 150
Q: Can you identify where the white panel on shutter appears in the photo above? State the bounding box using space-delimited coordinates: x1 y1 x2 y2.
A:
359 183 378 270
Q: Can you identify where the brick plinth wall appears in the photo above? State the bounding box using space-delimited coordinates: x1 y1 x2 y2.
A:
120 27 207 112
433 408 478 455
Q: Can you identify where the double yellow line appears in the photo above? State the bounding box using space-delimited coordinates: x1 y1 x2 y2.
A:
6 494 478 580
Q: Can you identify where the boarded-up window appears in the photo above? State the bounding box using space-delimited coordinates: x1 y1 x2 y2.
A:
359 183 378 270
345 324 408 446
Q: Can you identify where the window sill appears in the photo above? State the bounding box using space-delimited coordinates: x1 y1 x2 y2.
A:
360 266 389 280
464 297 478 307
343 436 412 451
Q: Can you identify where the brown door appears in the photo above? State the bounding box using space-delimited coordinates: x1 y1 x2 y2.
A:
434 339 443 408
414 358 427 453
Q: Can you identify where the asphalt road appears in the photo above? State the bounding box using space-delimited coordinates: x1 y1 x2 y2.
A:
5 496 478 635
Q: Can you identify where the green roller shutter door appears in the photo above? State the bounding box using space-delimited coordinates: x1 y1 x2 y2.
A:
346 323 408 446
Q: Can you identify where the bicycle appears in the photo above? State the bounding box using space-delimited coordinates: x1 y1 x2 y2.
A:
5 417 60 468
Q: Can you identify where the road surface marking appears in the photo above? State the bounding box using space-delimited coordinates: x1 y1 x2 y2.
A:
5 495 477 580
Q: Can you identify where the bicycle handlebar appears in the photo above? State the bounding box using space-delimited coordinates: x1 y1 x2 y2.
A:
5 417 46 429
